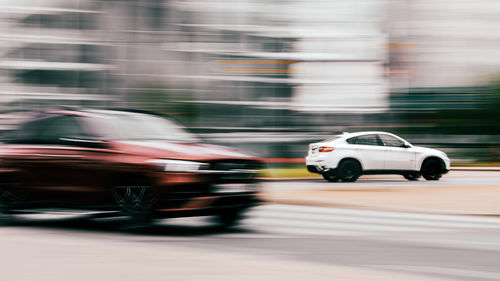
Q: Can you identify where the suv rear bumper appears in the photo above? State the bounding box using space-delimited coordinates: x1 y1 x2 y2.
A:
306 154 339 174
307 165 324 174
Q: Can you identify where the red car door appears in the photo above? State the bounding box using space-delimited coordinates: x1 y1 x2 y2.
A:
2 115 112 207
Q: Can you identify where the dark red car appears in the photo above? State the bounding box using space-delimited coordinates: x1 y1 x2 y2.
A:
0 109 262 227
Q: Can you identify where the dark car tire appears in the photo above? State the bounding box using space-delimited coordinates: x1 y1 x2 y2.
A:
403 172 421 181
322 172 339 182
421 160 443 181
0 189 16 226
0 202 14 226
215 210 244 228
112 184 157 228
337 160 362 182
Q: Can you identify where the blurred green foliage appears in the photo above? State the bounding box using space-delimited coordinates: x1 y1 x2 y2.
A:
438 79 500 135
397 84 500 135
128 81 197 123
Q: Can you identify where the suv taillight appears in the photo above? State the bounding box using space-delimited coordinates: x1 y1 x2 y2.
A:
319 146 334 152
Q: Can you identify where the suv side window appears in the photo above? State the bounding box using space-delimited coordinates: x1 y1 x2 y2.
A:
379 134 405 147
9 116 53 144
347 134 381 146
38 116 89 144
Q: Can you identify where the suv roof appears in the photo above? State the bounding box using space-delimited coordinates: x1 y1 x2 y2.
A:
327 131 398 140
34 108 163 118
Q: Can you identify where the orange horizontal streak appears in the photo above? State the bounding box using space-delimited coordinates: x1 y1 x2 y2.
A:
218 60 297 65
221 68 295 73
387 42 417 50
264 158 305 163
160 207 196 211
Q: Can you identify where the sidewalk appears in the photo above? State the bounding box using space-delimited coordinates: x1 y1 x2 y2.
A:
263 185 500 216
261 169 500 216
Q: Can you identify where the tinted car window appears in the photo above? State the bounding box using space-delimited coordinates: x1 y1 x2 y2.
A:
379 134 405 147
85 112 200 142
347 134 381 146
38 116 89 144
9 116 53 144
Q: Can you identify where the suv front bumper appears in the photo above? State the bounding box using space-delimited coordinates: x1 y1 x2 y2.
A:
153 192 261 218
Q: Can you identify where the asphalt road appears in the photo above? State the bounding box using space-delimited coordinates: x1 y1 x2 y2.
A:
2 171 500 281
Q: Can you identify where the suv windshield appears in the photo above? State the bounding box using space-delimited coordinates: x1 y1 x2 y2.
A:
87 112 200 143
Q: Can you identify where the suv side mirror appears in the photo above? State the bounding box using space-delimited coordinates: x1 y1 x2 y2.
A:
401 142 411 148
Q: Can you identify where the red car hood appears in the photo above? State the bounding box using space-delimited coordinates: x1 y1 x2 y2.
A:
111 140 258 161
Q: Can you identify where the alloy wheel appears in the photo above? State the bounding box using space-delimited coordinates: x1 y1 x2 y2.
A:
112 185 156 212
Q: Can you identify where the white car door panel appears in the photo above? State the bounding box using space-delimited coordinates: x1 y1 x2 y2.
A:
384 147 416 170
346 134 384 170
378 134 416 170
357 145 385 170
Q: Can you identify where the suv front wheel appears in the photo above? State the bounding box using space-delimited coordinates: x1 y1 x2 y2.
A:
112 183 157 228
215 209 245 228
421 159 443 181
0 187 17 226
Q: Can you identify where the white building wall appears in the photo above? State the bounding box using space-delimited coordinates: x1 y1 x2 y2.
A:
390 0 500 88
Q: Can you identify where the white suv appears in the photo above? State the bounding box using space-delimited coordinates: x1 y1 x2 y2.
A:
306 132 450 182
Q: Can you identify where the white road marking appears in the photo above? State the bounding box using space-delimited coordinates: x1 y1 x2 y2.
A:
242 217 448 233
11 204 500 247
375 265 500 280
239 204 500 241
248 209 500 229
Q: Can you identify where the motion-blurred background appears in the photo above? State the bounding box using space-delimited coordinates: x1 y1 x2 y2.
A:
1 0 499 166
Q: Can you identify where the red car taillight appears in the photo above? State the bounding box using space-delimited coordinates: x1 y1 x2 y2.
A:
319 146 334 152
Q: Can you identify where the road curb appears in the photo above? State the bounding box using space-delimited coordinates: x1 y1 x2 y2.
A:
259 167 500 181
451 167 500 172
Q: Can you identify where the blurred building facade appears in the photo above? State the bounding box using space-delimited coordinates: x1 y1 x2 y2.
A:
0 0 115 130
1 0 500 162
0 0 388 154
386 0 500 163
387 0 500 109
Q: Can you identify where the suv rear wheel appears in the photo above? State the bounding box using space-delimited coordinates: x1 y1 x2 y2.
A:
337 160 362 182
322 171 339 182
